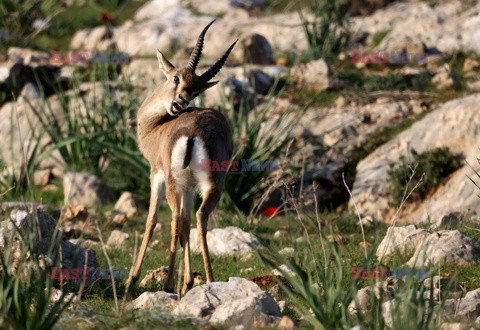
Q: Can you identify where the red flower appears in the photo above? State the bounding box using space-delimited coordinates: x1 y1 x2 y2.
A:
262 206 279 217
101 13 114 23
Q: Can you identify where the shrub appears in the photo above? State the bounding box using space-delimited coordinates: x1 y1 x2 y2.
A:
0 0 62 51
300 0 350 62
387 148 462 207
215 79 304 214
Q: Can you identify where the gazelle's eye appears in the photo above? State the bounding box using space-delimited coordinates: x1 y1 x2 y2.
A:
173 76 180 85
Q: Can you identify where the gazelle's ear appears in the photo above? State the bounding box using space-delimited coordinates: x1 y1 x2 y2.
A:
157 50 175 78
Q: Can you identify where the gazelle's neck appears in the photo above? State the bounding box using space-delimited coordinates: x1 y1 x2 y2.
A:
137 84 172 138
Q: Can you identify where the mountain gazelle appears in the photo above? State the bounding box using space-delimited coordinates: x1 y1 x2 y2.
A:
125 20 236 294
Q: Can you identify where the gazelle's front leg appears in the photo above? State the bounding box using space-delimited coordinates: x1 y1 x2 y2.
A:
164 180 182 293
126 170 164 293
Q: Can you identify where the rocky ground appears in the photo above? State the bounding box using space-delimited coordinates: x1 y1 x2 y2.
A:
1 0 480 329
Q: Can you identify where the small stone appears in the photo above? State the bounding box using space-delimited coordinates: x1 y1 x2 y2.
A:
130 291 178 310
279 247 295 256
273 230 287 239
113 192 138 218
140 266 168 287
154 223 163 232
278 300 286 313
335 95 347 108
272 264 295 277
33 169 51 186
111 211 127 225
278 315 294 329
359 241 372 249
463 58 480 73
295 236 306 243
276 58 288 67
240 267 254 274
268 284 286 300
106 230 129 247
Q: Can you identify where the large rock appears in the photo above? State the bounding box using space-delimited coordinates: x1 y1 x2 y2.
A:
175 277 281 328
376 225 429 262
353 1 480 55
0 209 98 288
189 226 261 258
443 298 480 323
63 172 114 207
407 230 480 267
189 0 265 15
349 93 480 225
70 26 115 51
296 97 427 208
112 1 306 58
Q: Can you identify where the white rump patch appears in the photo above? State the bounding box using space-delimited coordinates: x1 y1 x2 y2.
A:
189 137 212 197
171 136 189 170
170 136 212 195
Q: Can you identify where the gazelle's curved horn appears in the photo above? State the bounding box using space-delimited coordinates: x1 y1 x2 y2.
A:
200 39 238 83
186 19 216 72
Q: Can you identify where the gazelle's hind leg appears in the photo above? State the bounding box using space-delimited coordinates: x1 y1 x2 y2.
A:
126 170 164 292
180 190 194 293
196 188 222 283
164 179 182 293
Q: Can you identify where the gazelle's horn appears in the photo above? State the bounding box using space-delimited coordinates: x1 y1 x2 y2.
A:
200 39 238 84
186 19 216 72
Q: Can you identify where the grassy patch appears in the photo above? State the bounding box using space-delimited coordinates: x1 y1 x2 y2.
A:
387 148 463 207
370 30 390 48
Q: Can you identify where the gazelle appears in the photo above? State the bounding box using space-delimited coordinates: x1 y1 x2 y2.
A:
125 20 236 294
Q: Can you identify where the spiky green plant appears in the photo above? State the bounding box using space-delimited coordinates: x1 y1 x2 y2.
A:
214 78 304 213
0 211 74 329
26 64 150 196
299 0 350 62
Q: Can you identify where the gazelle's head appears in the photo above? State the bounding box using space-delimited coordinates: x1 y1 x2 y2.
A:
157 20 237 116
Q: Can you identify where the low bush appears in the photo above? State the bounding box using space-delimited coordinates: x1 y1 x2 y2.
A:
387 147 462 206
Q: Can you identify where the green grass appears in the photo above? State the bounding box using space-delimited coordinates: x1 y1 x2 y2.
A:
32 0 148 51
370 30 391 48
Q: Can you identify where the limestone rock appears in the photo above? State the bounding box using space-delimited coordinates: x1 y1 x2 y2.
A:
140 266 168 287
130 291 178 310
113 192 139 218
465 288 480 299
175 277 281 328
349 93 480 225
443 298 480 323
70 26 115 51
189 226 261 258
292 59 333 91
0 209 97 288
407 230 480 267
376 225 429 262
235 33 274 65
106 230 130 247
63 172 114 207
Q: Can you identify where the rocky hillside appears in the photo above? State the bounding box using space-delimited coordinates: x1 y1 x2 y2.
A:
1 0 480 328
